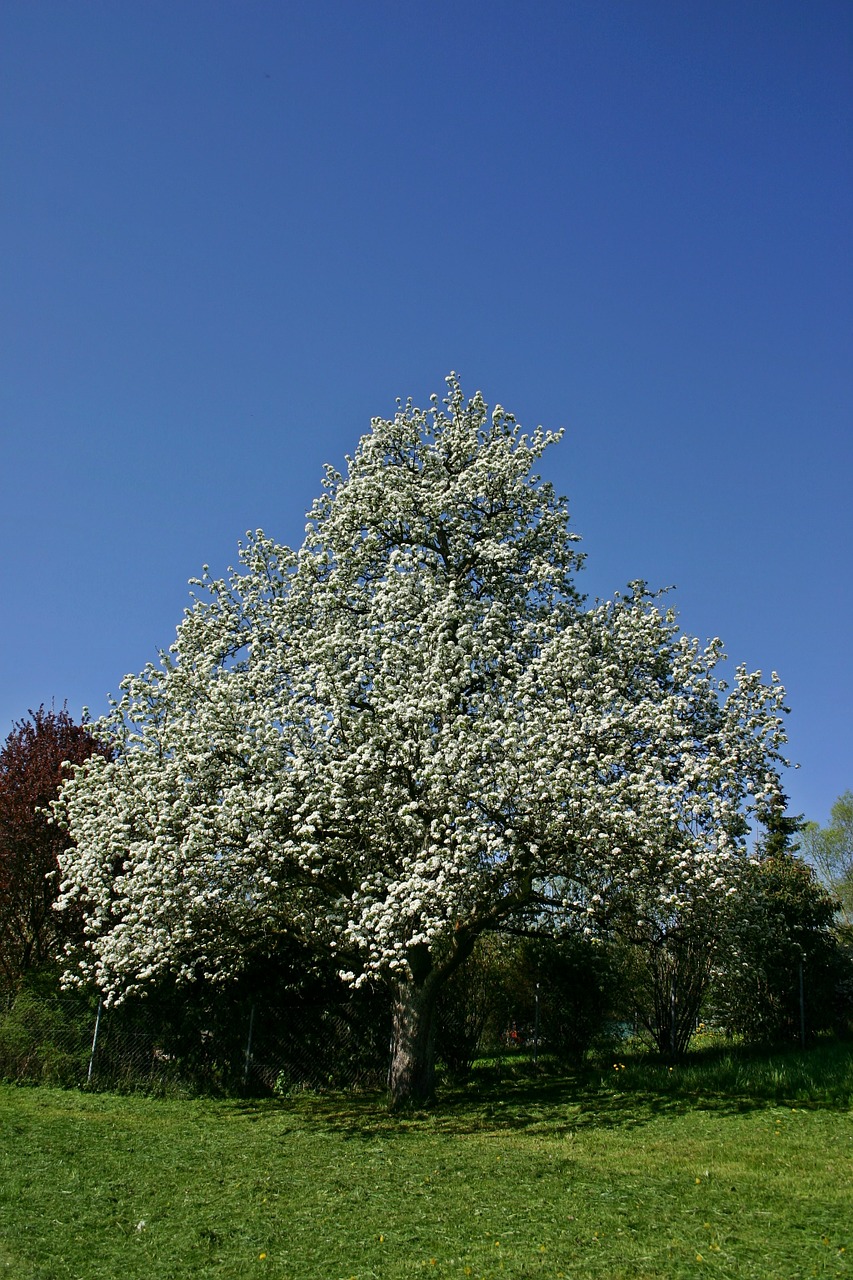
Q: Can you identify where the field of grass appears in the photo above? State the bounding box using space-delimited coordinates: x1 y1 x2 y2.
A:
1 1043 851 1280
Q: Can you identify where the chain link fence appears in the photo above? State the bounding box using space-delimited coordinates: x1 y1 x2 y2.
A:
0 983 392 1095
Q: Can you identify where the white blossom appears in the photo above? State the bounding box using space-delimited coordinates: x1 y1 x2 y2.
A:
55 377 788 1002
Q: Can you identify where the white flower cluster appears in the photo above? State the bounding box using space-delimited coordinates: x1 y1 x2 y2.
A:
55 377 788 999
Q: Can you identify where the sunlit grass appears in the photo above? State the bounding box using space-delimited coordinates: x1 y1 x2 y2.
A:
1 1042 851 1279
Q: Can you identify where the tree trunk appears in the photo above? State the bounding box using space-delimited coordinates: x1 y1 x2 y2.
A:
387 932 479 1108
388 975 440 1107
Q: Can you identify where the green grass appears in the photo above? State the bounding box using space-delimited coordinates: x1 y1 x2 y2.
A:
1 1043 851 1280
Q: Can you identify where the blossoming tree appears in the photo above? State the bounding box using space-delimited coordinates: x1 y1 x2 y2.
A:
56 377 788 1103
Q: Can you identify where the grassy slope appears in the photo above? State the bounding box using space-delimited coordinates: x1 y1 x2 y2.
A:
1 1049 851 1280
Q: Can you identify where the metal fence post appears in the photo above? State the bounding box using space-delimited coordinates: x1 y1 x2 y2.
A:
669 980 676 1060
87 998 102 1086
243 1002 256 1087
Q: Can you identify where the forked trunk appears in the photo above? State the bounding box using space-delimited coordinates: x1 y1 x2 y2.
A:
388 977 439 1107
387 933 478 1108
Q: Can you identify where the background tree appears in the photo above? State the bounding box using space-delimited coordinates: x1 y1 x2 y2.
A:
754 788 805 860
803 792 853 931
624 900 718 1060
710 851 841 1043
0 706 109 986
56 378 790 1105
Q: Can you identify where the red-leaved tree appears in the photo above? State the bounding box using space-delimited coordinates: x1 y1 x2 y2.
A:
0 706 110 985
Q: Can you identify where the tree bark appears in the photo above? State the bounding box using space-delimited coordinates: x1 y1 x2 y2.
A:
388 974 440 1107
387 932 477 1107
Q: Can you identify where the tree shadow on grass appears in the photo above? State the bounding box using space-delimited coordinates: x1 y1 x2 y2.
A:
232 1039 853 1139
235 1083 751 1142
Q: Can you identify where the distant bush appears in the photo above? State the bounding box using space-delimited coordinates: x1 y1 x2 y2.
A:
0 973 93 1086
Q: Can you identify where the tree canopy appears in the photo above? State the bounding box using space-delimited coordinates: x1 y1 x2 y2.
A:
56 378 790 1102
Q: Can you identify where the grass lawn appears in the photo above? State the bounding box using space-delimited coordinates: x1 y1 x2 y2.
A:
1 1046 851 1280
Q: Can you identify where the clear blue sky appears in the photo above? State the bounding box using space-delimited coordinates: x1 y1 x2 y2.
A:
1 0 850 831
